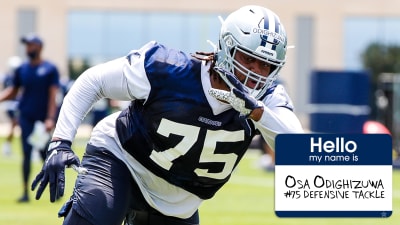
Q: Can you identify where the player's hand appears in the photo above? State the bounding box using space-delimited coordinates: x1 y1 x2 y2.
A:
209 67 263 116
31 140 81 202
209 67 264 136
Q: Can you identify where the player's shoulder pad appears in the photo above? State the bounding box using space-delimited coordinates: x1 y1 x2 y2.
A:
261 84 295 111
143 42 193 72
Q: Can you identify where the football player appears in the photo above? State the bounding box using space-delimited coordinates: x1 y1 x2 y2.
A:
32 5 303 225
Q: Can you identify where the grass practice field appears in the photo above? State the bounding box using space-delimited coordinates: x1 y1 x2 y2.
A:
0 136 399 225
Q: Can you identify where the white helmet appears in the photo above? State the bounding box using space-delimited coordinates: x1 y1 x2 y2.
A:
216 5 287 99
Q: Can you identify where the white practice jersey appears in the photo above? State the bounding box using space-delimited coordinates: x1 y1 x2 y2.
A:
53 41 303 218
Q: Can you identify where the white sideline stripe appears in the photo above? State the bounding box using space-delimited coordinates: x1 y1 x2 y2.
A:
307 104 370 116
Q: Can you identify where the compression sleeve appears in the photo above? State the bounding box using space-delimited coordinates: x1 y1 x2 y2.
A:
253 84 304 150
53 52 151 141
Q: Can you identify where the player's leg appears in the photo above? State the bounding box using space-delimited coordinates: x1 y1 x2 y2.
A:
62 209 92 225
125 209 199 225
126 178 200 225
258 136 275 171
61 144 133 225
2 110 16 156
17 116 34 202
148 210 199 225
6 110 17 142
61 143 200 225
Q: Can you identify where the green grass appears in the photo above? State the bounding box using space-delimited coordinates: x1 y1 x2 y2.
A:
0 136 399 225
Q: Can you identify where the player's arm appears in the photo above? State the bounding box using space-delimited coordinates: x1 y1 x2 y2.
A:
44 85 59 132
32 48 152 202
254 85 304 150
0 86 19 102
47 85 58 120
248 106 263 121
52 56 148 141
0 67 21 102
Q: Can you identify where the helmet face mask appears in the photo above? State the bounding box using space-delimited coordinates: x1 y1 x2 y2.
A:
216 5 287 100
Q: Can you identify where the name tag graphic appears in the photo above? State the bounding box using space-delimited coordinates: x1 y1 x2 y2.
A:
274 134 392 217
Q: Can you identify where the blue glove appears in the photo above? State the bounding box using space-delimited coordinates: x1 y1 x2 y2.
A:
31 140 80 202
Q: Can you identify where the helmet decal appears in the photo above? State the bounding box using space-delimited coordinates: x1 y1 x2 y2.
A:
257 9 284 50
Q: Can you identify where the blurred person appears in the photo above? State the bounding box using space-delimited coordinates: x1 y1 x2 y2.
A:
110 99 131 111
1 56 22 156
31 5 303 225
56 77 73 121
256 79 285 172
258 136 275 171
0 33 60 203
90 98 111 127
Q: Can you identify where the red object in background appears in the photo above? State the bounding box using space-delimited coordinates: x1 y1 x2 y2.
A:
363 120 391 135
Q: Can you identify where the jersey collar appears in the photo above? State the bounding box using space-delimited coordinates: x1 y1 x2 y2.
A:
201 62 231 115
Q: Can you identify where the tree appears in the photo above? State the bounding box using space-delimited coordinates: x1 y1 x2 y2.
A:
361 42 400 131
68 58 91 81
362 43 400 83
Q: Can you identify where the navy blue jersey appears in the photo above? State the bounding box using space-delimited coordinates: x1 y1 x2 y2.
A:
116 44 257 199
14 61 60 120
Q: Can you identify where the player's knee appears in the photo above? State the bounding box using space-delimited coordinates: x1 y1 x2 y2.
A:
62 209 93 225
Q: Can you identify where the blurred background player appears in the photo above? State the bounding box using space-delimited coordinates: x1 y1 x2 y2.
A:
0 33 60 203
89 98 111 127
1 56 22 156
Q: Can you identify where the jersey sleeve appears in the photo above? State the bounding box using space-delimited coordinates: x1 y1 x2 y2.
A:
254 84 304 150
12 66 22 88
53 44 153 141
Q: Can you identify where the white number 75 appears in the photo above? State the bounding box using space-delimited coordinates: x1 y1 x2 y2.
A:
150 118 244 180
